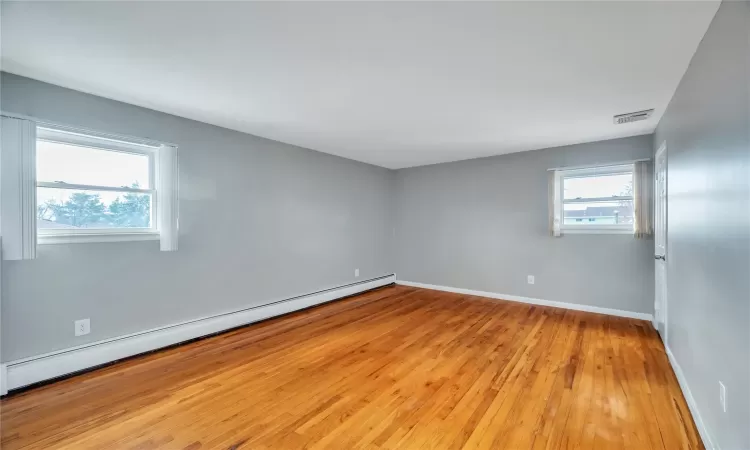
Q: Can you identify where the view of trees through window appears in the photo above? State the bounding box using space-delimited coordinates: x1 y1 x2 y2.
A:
37 183 151 229
36 136 153 230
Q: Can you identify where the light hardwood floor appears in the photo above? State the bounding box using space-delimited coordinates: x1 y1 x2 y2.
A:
1 285 702 449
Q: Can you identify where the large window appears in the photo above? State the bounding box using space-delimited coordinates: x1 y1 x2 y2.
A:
558 164 634 233
36 127 159 242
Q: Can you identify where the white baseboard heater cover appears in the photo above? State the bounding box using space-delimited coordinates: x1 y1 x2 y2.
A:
2 275 395 393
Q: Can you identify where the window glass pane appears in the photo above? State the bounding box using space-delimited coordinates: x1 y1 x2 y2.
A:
563 200 633 226
37 140 150 189
37 187 152 229
564 173 632 200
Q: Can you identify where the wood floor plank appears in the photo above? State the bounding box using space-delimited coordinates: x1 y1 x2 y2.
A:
0 285 703 449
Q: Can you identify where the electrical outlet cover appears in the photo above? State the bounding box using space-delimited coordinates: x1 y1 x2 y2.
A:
75 318 91 337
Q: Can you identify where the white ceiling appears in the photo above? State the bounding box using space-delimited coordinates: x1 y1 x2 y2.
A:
2 1 719 169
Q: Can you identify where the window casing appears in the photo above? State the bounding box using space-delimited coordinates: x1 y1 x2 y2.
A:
36 126 161 243
557 164 635 234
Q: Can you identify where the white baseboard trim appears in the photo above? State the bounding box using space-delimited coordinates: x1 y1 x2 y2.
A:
0 364 7 396
4 275 395 393
666 346 717 450
396 280 653 321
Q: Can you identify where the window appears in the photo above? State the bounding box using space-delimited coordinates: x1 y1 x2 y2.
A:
36 127 160 243
557 164 634 234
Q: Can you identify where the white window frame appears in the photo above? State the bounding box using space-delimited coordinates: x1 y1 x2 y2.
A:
558 164 635 235
36 126 161 244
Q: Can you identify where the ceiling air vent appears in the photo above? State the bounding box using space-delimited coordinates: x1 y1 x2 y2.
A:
613 109 654 125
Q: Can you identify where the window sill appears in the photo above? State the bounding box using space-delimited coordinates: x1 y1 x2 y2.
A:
38 232 160 245
562 228 634 235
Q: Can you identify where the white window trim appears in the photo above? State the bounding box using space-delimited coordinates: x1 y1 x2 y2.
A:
36 126 161 244
38 232 160 245
558 164 635 235
562 228 635 235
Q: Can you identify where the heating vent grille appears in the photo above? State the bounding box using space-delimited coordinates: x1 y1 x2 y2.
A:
613 109 654 125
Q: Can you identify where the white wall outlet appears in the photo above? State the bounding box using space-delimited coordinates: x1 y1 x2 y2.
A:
74 318 91 337
527 275 535 285
355 268 360 277
719 381 727 412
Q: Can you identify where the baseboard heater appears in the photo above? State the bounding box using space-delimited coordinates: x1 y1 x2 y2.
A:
1 274 396 395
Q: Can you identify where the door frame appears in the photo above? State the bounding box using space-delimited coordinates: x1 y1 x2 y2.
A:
654 141 668 341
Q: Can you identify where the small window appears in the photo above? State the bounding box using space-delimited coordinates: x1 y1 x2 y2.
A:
557 164 634 234
36 127 160 243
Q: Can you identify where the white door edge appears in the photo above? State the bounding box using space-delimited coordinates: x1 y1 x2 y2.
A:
654 141 668 342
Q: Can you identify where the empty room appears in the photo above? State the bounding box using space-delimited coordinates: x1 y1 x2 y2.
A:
0 0 748 449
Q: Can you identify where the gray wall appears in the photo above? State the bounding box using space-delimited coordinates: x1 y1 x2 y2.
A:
653 1 750 449
0 72 395 361
393 135 654 314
